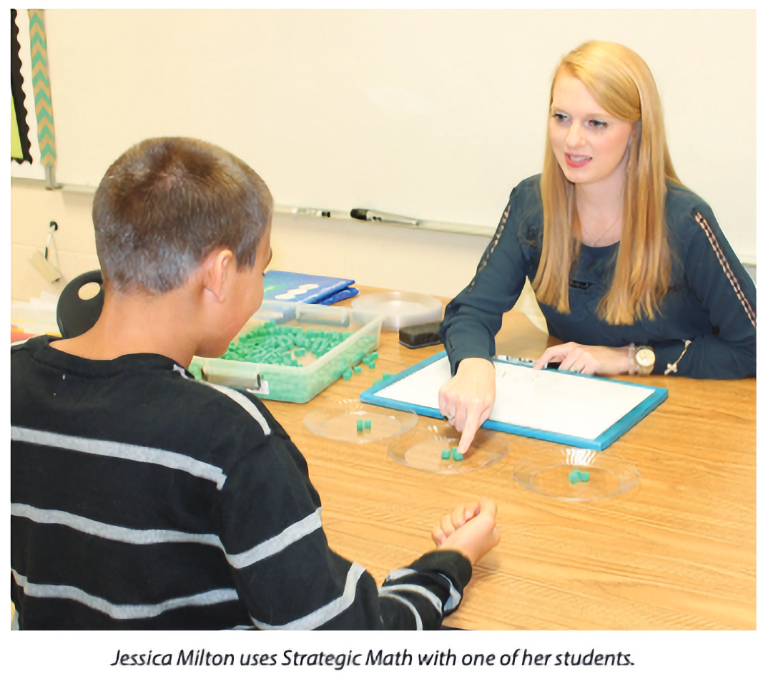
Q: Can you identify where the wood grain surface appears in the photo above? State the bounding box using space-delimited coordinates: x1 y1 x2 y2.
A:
264 288 756 630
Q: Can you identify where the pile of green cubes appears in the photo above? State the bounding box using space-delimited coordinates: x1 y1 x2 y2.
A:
221 321 354 367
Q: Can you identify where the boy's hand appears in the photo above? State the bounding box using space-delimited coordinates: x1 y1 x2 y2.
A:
432 497 500 566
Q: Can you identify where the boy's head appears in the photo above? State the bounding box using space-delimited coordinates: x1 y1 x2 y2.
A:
93 137 273 294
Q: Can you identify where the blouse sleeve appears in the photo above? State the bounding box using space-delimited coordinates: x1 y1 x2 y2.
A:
440 182 538 375
655 202 756 378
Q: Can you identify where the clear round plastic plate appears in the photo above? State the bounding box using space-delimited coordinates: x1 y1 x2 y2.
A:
303 399 417 443
387 422 508 474
513 447 640 502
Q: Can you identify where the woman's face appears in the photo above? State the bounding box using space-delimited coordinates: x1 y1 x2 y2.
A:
549 74 634 190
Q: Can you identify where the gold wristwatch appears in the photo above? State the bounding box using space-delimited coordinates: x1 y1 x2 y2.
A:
633 345 655 376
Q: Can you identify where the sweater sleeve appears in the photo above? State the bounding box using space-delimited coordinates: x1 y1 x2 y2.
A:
653 203 756 378
215 422 472 630
440 183 535 375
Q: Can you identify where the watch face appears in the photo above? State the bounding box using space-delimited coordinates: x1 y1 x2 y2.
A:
637 348 655 367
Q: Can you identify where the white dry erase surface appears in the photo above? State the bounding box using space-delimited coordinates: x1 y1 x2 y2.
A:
360 351 668 450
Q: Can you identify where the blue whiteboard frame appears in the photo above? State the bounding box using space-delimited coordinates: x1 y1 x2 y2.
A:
360 351 668 451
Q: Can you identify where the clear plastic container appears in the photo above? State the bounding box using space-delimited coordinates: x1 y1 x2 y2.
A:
191 300 383 403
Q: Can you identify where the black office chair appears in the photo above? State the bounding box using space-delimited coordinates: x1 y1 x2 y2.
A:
56 269 104 338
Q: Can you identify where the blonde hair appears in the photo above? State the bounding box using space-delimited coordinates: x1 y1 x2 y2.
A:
533 41 682 324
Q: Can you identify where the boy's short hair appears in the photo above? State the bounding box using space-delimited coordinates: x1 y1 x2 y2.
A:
93 137 273 294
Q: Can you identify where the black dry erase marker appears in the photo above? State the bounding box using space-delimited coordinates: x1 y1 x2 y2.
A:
350 208 419 226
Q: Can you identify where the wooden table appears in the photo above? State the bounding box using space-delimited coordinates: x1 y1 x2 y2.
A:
264 289 756 630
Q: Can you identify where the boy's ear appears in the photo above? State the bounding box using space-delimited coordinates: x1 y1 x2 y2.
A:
202 249 236 302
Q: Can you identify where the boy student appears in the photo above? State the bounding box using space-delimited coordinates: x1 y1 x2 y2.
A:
11 137 499 630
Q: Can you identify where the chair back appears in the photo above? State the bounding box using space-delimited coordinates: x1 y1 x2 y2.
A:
56 270 104 338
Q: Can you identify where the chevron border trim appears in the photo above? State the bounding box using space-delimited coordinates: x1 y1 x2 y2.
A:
28 9 56 166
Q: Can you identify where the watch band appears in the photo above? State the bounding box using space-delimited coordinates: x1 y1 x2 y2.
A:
628 344 638 375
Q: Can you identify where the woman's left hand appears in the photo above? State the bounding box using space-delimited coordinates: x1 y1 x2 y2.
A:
534 342 632 376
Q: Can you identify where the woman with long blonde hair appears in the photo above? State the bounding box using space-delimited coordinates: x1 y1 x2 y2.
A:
438 41 756 454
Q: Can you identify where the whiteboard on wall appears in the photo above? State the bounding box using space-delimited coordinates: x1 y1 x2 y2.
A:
40 9 756 261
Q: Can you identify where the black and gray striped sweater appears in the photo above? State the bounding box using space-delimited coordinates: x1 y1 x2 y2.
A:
11 336 471 630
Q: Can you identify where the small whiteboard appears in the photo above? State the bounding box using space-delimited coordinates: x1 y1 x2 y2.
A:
360 351 668 450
